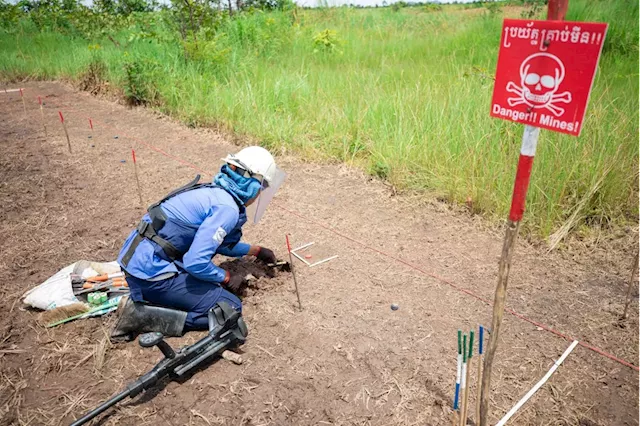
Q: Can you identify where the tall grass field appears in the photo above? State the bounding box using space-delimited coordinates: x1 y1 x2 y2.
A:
0 0 637 240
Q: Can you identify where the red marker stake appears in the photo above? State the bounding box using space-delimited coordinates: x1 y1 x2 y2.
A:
88 118 95 145
59 111 72 153
19 88 26 114
131 149 144 207
286 234 303 310
479 2 567 426
38 96 47 137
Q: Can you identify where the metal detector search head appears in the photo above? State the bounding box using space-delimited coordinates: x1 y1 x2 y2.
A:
208 301 248 343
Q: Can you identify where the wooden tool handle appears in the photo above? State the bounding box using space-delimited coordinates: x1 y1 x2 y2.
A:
86 272 125 283
221 350 243 365
82 279 128 289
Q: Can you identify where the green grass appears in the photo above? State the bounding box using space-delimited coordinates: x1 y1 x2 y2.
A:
1 0 638 240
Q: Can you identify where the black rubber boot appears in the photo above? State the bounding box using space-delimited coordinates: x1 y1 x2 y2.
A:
110 297 188 342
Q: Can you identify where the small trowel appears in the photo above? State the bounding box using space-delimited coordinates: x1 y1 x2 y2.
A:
266 261 291 272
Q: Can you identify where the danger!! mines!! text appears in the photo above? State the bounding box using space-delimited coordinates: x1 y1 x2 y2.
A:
492 104 580 134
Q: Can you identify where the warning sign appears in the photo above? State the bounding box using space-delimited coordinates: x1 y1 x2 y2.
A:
490 19 608 136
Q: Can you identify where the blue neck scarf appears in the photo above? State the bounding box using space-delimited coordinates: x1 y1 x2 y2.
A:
213 164 261 205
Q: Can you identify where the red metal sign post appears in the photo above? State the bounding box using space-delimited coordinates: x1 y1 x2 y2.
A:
479 1 607 425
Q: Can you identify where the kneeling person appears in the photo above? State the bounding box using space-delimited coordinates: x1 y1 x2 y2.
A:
112 146 285 340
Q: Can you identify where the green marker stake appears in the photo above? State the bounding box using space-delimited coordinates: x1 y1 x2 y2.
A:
462 334 467 363
461 330 475 426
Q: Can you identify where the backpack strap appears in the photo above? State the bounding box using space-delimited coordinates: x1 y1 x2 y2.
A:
147 174 203 211
121 175 211 268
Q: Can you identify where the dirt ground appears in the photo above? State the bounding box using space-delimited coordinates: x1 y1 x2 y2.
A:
0 81 638 426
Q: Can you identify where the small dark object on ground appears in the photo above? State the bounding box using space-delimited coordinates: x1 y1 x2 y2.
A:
391 303 399 311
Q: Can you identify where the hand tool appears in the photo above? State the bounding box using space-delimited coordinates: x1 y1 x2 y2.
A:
74 279 129 296
71 272 125 285
46 298 120 328
266 261 291 272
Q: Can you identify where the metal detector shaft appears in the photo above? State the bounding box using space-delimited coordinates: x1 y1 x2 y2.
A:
69 389 130 426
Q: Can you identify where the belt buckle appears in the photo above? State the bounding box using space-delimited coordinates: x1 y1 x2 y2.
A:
137 220 150 235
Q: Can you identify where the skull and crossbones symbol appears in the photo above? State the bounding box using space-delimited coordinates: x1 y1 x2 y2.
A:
506 53 572 117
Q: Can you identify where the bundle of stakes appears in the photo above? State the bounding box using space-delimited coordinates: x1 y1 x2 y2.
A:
452 326 485 426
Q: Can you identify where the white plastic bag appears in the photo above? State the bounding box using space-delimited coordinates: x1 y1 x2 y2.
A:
23 260 121 310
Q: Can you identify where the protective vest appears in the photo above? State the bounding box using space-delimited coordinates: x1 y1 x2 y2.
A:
121 175 227 268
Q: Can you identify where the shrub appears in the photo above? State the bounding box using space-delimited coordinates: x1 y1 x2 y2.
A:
370 159 390 180
183 35 231 65
313 29 342 53
79 58 108 94
484 2 502 15
424 4 442 12
123 58 160 105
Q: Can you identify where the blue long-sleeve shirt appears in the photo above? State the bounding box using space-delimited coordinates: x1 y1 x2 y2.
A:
117 186 249 282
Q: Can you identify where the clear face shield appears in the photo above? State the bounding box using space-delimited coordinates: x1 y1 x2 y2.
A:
245 164 286 224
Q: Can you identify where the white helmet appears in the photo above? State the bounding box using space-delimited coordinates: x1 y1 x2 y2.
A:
223 146 277 184
223 146 286 224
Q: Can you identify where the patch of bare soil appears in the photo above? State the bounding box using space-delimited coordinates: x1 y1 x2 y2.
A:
0 81 637 426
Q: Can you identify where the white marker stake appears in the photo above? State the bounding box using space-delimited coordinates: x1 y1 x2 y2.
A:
495 340 579 426
459 335 467 426
291 251 312 266
291 241 337 268
460 361 467 426
309 255 338 268
131 149 144 207
292 242 315 252
59 111 72 153
19 88 26 114
452 330 463 426
38 96 47 137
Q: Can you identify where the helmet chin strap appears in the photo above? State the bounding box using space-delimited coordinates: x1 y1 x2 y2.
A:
245 195 259 207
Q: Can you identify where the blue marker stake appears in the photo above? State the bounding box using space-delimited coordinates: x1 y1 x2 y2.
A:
454 330 462 411
475 325 485 423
